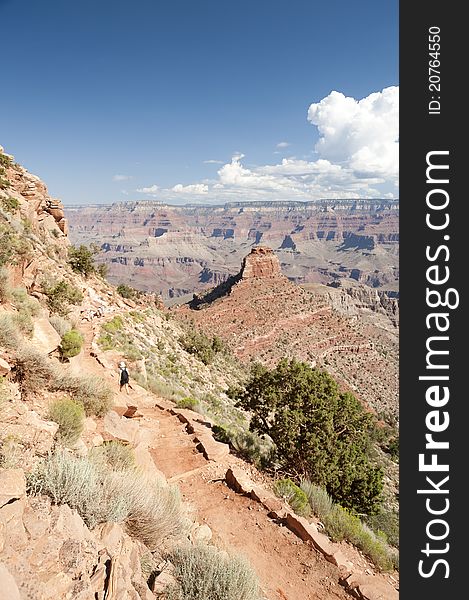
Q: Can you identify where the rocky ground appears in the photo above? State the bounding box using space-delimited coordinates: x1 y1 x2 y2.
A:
1 146 399 600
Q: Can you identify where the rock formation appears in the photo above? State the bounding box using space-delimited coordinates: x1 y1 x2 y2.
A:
66 199 399 301
180 247 398 421
240 246 284 280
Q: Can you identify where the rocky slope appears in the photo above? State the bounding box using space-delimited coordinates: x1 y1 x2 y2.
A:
66 199 399 301
1 147 399 600
179 246 398 421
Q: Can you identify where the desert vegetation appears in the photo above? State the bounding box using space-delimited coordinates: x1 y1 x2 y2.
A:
166 543 261 600
231 358 383 514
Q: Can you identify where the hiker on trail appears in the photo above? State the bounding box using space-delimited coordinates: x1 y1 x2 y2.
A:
118 361 130 394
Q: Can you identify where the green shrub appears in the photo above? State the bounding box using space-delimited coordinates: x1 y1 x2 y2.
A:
1 196 20 213
89 440 135 471
0 223 32 266
11 287 40 317
50 371 113 416
167 543 260 600
365 509 399 548
43 280 83 316
177 397 199 411
273 479 311 517
117 284 137 299
14 345 54 396
48 398 85 446
102 315 124 333
27 451 187 547
49 315 72 338
299 480 333 520
230 430 274 469
59 329 84 359
231 358 383 514
0 314 20 348
179 329 225 365
68 245 97 277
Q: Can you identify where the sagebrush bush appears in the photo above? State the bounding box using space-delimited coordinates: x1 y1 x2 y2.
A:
49 315 72 338
48 398 84 446
89 440 135 471
26 451 122 527
27 451 187 546
50 370 113 416
12 311 34 336
299 479 333 520
59 329 84 359
273 479 311 517
14 345 54 395
0 314 20 348
0 267 11 303
11 287 41 317
166 543 260 600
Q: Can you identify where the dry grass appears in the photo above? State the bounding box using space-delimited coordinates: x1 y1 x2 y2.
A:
48 398 85 446
88 440 135 471
27 451 188 547
0 314 21 348
50 370 113 416
14 344 55 396
49 314 72 338
166 543 261 600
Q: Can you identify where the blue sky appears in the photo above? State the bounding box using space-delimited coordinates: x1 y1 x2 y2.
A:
0 0 398 205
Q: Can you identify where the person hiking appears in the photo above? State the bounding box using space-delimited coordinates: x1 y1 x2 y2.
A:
118 361 130 394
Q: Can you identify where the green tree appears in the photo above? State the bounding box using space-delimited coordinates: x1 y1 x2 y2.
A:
68 245 97 277
232 358 383 514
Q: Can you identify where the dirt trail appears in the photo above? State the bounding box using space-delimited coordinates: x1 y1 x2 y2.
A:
142 407 349 600
72 314 386 600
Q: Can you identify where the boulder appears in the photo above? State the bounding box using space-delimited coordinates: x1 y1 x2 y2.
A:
0 469 26 508
190 523 212 544
30 317 61 354
0 357 11 376
103 410 140 444
344 572 399 600
0 564 21 600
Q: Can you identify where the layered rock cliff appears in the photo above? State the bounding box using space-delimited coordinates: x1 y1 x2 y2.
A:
66 199 399 301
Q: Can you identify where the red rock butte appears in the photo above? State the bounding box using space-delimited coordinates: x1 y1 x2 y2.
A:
240 246 284 280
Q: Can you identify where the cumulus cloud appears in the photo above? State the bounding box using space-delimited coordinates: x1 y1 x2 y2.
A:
136 184 159 194
172 183 208 194
113 174 132 181
132 87 398 204
307 86 398 180
203 159 224 164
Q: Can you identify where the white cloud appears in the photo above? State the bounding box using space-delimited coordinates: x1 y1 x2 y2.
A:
113 174 132 181
307 86 398 181
137 184 159 194
131 87 398 204
172 183 208 194
120 190 129 195
203 159 224 164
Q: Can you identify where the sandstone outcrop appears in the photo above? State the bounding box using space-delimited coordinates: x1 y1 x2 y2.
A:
240 246 284 280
